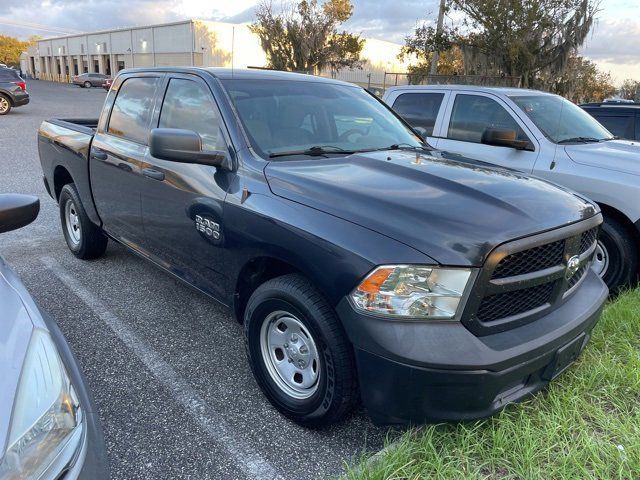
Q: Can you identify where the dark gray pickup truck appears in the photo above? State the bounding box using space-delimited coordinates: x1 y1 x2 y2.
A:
38 67 608 426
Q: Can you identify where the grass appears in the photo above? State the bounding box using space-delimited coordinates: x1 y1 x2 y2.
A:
344 289 640 480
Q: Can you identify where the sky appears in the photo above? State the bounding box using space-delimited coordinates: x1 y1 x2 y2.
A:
1 0 638 85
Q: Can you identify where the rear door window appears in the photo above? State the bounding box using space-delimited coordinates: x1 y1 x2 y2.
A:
108 76 160 144
158 78 225 151
392 92 444 135
447 94 529 143
0 68 20 81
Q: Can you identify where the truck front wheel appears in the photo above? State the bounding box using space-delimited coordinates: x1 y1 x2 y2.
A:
593 215 638 294
244 274 358 427
59 183 108 259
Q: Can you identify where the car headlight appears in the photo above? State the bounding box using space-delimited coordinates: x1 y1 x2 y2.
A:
0 330 83 480
350 265 474 319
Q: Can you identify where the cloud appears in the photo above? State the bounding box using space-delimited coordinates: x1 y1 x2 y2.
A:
580 18 640 65
4 0 639 85
2 0 441 42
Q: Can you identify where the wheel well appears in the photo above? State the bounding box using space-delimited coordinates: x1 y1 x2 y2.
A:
53 166 74 201
233 257 301 323
597 202 640 248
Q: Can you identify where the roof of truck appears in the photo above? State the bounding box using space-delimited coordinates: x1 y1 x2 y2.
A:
116 67 353 86
385 84 556 97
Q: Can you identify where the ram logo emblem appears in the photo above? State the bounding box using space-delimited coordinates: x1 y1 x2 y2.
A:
565 255 581 280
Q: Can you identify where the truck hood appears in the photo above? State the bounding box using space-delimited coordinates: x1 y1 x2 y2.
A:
564 139 640 176
265 150 598 266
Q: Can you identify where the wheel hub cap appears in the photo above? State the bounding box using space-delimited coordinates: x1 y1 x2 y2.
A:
65 199 81 246
260 311 320 399
591 240 609 277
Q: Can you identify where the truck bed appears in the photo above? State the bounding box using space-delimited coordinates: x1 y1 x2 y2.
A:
38 118 101 226
45 118 99 135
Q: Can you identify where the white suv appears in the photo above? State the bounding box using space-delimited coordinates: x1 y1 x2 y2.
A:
383 85 640 292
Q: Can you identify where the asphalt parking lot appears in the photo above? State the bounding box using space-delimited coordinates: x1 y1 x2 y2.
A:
0 80 391 479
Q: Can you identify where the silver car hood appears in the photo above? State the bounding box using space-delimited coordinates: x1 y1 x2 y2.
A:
0 256 40 455
564 139 640 176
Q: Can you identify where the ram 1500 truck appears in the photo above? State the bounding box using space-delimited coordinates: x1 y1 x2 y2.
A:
38 68 608 426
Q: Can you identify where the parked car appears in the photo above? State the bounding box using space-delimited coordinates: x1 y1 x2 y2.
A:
0 67 29 115
0 194 108 479
72 73 111 88
38 68 607 426
580 102 640 141
384 85 640 292
101 78 112 91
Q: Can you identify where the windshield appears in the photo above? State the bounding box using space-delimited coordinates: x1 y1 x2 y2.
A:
510 94 614 144
221 79 423 158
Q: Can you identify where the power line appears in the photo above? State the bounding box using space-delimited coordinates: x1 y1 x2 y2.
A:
0 19 82 35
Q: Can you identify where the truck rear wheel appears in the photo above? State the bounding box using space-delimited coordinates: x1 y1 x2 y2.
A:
59 183 108 259
244 274 358 427
594 215 638 294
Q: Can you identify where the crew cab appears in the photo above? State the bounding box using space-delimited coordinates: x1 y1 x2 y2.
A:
38 68 607 426
384 85 640 293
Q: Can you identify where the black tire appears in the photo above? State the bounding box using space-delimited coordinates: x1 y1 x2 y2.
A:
596 215 638 293
59 183 108 259
0 94 11 115
83 81 92 88
244 274 358 427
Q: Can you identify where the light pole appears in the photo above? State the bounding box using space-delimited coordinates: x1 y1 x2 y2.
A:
430 0 447 76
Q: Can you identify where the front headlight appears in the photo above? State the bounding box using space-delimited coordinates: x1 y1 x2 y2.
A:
0 330 82 480
350 265 474 319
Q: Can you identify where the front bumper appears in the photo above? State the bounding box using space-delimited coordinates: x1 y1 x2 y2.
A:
338 269 607 425
40 309 109 479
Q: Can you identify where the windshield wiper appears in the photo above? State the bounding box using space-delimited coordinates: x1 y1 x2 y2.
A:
388 143 432 152
557 137 603 144
269 146 359 158
364 143 431 153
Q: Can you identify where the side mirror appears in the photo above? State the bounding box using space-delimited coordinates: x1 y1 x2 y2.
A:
149 128 229 168
0 194 40 234
481 128 533 151
413 126 429 140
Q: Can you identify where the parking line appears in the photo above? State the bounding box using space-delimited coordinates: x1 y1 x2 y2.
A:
41 256 282 480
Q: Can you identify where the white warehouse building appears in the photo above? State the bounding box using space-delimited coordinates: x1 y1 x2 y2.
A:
21 19 410 88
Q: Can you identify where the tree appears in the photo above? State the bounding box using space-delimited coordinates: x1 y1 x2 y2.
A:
399 21 463 81
452 0 598 87
547 53 616 103
619 79 640 101
250 0 364 74
0 35 38 67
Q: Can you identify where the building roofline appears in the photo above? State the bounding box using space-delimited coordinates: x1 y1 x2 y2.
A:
35 19 210 42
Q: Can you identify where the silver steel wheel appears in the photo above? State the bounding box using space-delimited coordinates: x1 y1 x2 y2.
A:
0 97 9 114
64 199 81 247
592 240 609 277
260 310 320 400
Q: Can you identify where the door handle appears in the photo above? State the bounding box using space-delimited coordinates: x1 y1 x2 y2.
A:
142 168 165 181
91 150 107 161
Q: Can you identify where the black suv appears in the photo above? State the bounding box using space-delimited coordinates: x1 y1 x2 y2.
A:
580 102 640 141
0 67 29 115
